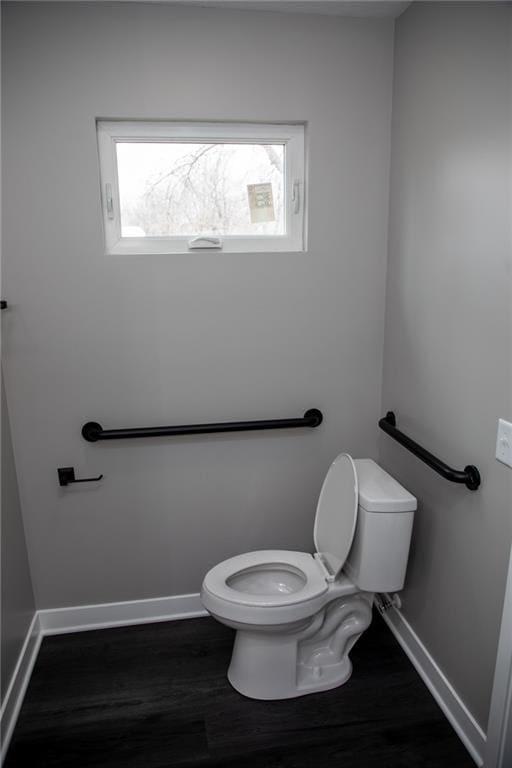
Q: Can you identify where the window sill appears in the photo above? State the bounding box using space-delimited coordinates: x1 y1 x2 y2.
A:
106 236 305 256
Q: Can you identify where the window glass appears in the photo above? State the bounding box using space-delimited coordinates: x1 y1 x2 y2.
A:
117 142 285 237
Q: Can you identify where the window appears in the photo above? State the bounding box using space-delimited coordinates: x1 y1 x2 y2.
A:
97 121 305 255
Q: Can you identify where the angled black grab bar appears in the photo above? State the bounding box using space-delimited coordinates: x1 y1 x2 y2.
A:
379 411 480 491
82 409 323 443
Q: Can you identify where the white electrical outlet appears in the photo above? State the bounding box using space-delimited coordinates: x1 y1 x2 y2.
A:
496 419 512 468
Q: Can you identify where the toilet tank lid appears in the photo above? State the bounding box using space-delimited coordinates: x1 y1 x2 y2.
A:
353 459 417 512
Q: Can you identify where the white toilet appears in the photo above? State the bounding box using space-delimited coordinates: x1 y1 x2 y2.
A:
201 455 417 700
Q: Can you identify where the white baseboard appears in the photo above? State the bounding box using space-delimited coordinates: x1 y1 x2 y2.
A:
380 605 486 766
1 593 207 765
1 593 486 768
38 592 207 635
0 613 42 765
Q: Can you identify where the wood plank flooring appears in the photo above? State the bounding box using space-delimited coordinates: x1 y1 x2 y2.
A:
5 611 475 767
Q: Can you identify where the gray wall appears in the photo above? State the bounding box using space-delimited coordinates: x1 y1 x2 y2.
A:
2 3 394 608
380 2 512 729
1 377 35 701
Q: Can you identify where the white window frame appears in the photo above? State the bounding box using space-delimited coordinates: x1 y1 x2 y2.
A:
96 120 305 255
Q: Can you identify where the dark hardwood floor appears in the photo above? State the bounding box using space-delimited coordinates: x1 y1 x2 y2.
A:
5 611 475 767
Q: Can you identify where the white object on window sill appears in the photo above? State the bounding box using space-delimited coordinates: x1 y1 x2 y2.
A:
187 236 223 250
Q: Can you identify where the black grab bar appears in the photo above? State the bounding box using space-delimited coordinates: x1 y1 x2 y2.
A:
379 411 480 491
82 409 323 443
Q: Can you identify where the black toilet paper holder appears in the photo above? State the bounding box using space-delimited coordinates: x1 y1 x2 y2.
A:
58 467 103 487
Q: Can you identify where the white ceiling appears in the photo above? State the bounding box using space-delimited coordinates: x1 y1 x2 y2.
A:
168 1 412 17
10 0 413 19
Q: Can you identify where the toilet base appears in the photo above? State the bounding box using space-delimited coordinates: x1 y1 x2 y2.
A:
226 593 373 700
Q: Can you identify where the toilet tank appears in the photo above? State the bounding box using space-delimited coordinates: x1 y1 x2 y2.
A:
344 459 417 593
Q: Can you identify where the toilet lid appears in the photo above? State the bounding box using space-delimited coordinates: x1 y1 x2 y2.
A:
313 453 358 580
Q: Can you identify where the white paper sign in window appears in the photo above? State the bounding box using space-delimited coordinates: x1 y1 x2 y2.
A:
247 183 276 224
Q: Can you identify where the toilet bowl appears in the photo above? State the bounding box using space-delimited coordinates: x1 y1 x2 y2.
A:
201 455 416 700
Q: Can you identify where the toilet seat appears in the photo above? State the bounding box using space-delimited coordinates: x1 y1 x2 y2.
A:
202 456 360 627
201 550 332 625
203 550 327 607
